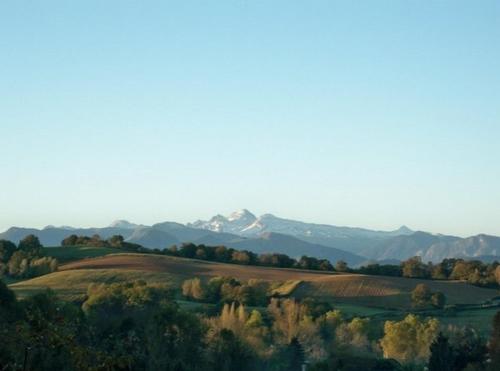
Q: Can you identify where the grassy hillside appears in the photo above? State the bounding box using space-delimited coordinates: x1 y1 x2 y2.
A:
292 275 498 308
10 268 178 301
437 307 500 335
10 253 499 310
42 245 119 263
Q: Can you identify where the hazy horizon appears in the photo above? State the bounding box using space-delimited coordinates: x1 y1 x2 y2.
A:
1 1 499 237
0 207 496 239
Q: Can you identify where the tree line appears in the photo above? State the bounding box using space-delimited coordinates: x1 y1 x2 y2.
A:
0 235 57 279
62 233 143 250
358 256 500 288
160 243 500 289
61 236 348 272
3 234 500 289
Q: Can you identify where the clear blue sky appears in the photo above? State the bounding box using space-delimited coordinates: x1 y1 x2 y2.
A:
1 1 499 236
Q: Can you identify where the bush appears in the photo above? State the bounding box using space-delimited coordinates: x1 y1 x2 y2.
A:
182 277 205 301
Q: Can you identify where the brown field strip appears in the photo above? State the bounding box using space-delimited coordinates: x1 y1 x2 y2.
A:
12 253 498 308
60 253 336 282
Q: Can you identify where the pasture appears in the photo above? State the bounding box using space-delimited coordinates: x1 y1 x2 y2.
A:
42 245 119 263
10 253 499 310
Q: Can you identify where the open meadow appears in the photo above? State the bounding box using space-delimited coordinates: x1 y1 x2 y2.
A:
10 250 499 314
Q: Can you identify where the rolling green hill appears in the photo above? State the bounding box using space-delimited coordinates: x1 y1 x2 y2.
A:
42 245 119 263
11 252 499 308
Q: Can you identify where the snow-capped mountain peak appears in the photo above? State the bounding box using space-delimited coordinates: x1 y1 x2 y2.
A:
188 209 256 234
228 209 256 222
189 210 415 248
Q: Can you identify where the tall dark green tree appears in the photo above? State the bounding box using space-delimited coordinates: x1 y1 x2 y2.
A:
428 333 454 371
452 328 487 371
431 291 446 309
0 239 16 262
208 328 255 371
18 234 42 255
287 337 305 371
0 278 18 319
490 311 500 370
144 302 207 370
0 280 21 367
61 234 78 246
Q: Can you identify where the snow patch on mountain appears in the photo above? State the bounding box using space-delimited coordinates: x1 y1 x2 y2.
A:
189 209 257 235
189 210 413 241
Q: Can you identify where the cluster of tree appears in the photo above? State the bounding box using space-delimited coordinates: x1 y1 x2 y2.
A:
182 276 333 309
0 235 57 279
61 234 143 250
356 257 500 288
411 284 446 309
428 328 490 371
402 257 499 286
2 277 500 371
356 263 402 277
166 242 346 272
182 276 270 306
380 314 440 364
205 298 375 368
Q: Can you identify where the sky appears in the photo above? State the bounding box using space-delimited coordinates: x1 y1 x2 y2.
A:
1 1 499 237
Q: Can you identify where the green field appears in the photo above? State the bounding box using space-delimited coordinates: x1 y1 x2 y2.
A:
42 245 119 263
9 268 179 301
332 303 396 317
437 307 499 335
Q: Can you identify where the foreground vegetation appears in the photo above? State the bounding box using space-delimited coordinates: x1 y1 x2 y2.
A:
1 278 500 371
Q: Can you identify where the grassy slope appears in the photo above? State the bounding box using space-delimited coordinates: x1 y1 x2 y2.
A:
42 245 121 263
292 274 499 308
11 252 499 308
10 252 329 300
10 269 179 301
437 308 500 335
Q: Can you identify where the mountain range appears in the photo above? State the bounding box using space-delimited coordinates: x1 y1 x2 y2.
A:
367 231 500 262
1 209 499 265
189 209 413 255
